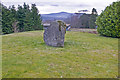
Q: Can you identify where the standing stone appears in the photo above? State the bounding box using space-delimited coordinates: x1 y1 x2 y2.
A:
43 21 66 47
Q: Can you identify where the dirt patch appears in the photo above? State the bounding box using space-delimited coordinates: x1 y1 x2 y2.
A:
70 28 98 34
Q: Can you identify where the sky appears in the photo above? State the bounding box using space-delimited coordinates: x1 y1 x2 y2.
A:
1 0 118 14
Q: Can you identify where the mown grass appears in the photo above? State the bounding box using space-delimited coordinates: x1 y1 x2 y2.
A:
0 35 2 79
2 30 118 78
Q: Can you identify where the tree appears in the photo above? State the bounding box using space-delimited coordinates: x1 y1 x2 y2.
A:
16 5 26 32
2 5 14 34
0 3 2 34
92 8 97 15
96 1 120 38
9 5 18 33
89 14 97 29
78 14 90 28
23 3 34 31
31 4 43 30
89 8 98 29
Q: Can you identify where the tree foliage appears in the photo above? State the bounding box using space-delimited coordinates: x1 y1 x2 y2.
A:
89 14 97 29
2 5 14 34
78 14 90 28
0 3 2 34
1 3 43 34
92 8 97 14
30 4 43 30
96 1 120 38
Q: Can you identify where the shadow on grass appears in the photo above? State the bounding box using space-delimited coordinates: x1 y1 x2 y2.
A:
99 34 119 39
41 41 74 48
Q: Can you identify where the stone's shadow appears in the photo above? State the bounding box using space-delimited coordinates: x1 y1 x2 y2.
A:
42 41 78 48
41 42 64 48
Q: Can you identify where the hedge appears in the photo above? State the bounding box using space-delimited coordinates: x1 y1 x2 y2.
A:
96 1 120 38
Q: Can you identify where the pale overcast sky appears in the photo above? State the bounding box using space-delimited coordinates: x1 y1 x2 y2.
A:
1 0 118 14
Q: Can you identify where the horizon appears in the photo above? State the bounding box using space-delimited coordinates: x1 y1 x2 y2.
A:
1 0 118 15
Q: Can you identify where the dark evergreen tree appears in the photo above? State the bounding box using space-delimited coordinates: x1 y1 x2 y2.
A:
89 14 97 29
23 3 34 31
0 3 2 34
9 5 18 33
92 8 97 14
2 5 14 34
16 5 25 32
31 4 43 30
89 8 98 29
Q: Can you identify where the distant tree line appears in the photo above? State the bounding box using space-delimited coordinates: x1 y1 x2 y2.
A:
78 13 97 29
65 8 98 29
0 3 43 34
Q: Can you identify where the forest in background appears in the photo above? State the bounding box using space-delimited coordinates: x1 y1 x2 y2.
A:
65 8 98 29
0 3 43 34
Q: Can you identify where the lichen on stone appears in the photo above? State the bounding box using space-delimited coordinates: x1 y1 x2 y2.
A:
57 20 66 33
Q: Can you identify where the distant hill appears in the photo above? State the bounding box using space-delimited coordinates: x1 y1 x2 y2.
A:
41 12 73 21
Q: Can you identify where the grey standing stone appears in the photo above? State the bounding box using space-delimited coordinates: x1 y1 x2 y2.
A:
43 21 66 47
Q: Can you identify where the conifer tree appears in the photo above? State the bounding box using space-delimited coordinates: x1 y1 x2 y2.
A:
92 8 97 14
23 3 34 31
89 8 98 29
31 4 43 30
2 5 14 34
9 5 18 32
0 3 2 34
16 5 25 32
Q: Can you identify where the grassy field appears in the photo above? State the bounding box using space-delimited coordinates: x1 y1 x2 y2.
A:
2 30 118 78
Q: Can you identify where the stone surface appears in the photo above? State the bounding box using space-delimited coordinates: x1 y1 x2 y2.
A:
43 21 66 47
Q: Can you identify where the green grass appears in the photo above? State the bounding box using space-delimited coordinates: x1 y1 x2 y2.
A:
2 30 118 78
0 35 2 79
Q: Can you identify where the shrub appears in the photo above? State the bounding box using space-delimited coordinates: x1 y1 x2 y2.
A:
96 1 120 38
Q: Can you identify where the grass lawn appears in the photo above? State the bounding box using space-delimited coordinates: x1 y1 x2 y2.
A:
2 30 118 78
